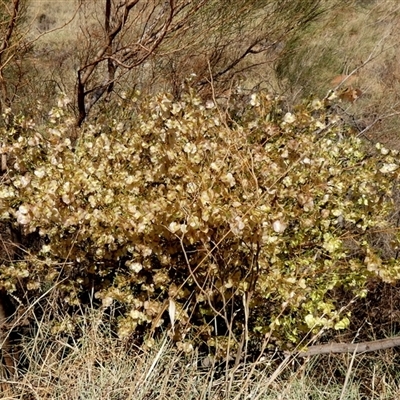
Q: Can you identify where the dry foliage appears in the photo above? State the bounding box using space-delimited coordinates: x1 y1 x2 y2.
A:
2 1 400 396
1 89 400 355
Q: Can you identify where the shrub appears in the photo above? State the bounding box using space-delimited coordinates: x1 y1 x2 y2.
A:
1 90 400 351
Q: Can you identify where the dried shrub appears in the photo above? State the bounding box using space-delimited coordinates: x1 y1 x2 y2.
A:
1 90 400 351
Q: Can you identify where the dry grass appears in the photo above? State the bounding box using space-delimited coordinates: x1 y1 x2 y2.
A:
275 0 400 147
0 305 397 399
26 0 80 48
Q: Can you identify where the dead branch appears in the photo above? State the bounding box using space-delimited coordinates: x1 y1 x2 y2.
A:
75 0 331 126
0 0 20 110
298 336 400 357
76 0 178 126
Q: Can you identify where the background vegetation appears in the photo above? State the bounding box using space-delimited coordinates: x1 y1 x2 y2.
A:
1 0 400 398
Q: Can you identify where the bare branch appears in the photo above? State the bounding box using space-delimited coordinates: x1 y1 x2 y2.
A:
0 0 20 109
297 336 400 357
76 0 179 126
